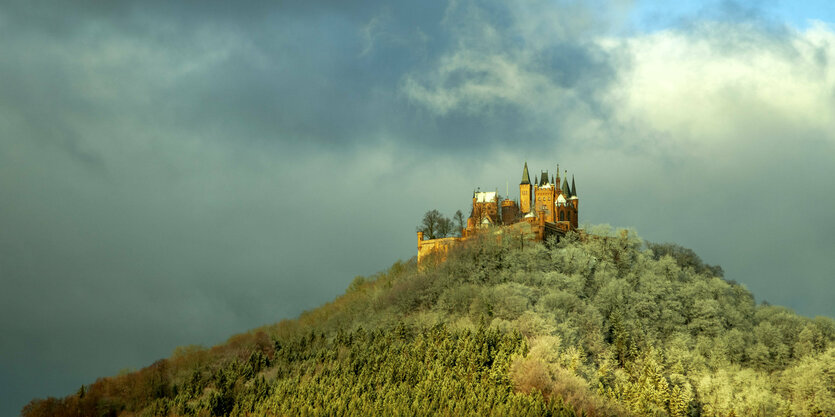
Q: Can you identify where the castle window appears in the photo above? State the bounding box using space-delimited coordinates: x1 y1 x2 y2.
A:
559 211 565 221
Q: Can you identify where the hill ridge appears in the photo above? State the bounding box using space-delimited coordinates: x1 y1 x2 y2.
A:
22 225 835 417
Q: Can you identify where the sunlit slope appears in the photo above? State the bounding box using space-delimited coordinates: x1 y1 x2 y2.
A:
23 226 835 417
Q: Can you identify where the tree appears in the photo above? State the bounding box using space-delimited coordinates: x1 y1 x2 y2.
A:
437 216 454 238
417 210 442 239
417 210 454 239
646 241 724 277
453 210 466 236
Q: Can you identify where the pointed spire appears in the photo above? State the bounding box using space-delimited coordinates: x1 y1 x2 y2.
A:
571 175 577 197
521 162 531 185
562 173 570 196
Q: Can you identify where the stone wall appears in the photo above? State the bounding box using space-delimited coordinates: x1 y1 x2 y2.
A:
417 232 462 266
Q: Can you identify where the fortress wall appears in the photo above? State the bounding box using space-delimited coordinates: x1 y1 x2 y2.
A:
417 236 462 266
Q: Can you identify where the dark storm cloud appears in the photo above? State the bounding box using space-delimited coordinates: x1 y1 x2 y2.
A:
2 0 835 415
2 1 399 148
2 0 621 153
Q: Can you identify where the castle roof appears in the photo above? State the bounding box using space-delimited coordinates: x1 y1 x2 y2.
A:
561 176 571 196
539 171 549 186
571 175 577 197
556 194 567 205
475 191 497 203
521 163 531 185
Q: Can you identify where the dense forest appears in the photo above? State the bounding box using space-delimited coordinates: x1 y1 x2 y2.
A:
23 226 835 416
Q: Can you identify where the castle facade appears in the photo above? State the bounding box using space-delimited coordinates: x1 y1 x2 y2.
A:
417 162 580 264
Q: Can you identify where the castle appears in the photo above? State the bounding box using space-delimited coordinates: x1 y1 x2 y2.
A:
417 162 579 264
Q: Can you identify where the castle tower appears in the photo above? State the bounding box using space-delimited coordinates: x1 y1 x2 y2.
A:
501 199 518 225
519 162 532 214
534 170 555 222
557 172 569 223
570 176 578 209
569 175 579 228
561 173 571 197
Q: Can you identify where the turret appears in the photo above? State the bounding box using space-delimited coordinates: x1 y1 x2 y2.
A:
569 175 578 220
520 162 532 214
570 175 577 197
501 198 518 225
561 173 571 197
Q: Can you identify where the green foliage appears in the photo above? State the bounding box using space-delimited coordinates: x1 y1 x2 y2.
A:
22 226 835 417
646 241 724 278
258 324 577 416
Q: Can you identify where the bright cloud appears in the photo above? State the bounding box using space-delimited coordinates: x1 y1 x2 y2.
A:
608 21 835 149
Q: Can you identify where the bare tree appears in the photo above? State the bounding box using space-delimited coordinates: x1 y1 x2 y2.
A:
417 210 442 239
417 210 456 239
453 210 466 236
436 216 454 238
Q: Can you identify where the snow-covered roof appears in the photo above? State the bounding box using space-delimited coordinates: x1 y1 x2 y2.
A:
475 191 497 203
556 194 567 204
524 211 536 218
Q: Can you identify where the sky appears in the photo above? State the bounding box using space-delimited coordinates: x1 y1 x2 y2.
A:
1 0 834 414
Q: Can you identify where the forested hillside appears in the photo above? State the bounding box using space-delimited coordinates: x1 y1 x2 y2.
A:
23 226 835 416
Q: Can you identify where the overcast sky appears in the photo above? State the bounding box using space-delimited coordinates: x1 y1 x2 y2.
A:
2 0 834 414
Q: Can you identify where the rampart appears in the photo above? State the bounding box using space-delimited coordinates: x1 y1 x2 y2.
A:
417 212 573 267
417 232 463 266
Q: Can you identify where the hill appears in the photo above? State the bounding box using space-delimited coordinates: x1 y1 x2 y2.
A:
22 226 835 417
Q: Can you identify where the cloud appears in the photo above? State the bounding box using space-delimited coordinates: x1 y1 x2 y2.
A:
400 0 620 144
585 20 835 319
606 20 835 150
2 1 835 415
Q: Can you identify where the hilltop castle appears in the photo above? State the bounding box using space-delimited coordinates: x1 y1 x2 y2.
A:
417 162 580 264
